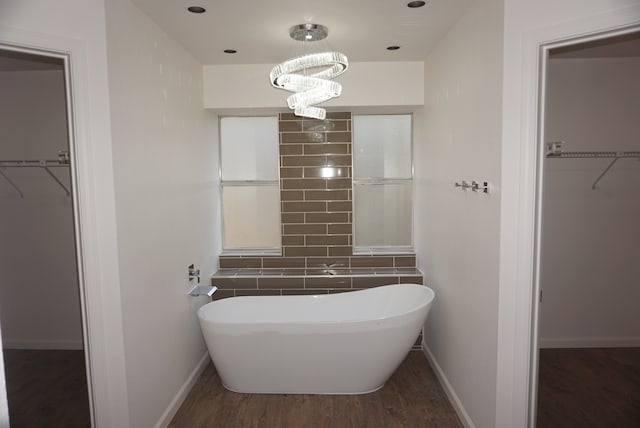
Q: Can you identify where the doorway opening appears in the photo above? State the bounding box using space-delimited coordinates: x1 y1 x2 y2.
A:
532 29 640 427
0 46 93 427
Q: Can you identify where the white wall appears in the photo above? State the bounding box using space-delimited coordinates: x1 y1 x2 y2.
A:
539 56 640 347
204 61 424 112
0 1 129 426
0 69 83 349
413 0 503 426
498 1 640 426
104 0 220 426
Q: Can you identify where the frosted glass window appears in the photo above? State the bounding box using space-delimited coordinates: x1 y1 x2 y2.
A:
219 116 280 253
353 114 413 253
220 117 279 181
222 185 281 250
353 183 412 248
353 115 412 179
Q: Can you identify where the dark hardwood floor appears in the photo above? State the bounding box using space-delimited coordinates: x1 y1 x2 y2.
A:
2 349 91 428
537 347 640 428
169 350 462 428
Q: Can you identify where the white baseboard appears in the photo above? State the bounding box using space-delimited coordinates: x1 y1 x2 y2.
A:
154 351 210 428
539 337 640 349
422 341 475 428
3 339 83 350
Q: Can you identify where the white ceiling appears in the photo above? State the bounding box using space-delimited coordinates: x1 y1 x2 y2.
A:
130 0 473 65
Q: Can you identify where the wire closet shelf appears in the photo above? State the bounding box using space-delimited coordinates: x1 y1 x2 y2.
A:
0 150 71 198
545 142 640 190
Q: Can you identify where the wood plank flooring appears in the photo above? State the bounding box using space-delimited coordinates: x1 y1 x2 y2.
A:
537 347 640 428
2 349 91 428
169 351 462 428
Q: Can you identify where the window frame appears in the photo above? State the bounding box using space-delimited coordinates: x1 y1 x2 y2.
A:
351 114 414 255
219 116 282 256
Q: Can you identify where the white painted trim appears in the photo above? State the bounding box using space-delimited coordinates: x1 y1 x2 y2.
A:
539 337 640 349
2 339 84 350
422 342 475 428
154 352 210 428
498 6 640 428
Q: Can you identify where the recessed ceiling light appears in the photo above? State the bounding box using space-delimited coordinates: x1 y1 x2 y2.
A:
387 46 401 51
187 6 206 14
407 1 426 8
223 49 237 54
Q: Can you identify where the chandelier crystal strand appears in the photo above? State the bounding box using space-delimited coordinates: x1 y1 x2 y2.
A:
270 25 348 120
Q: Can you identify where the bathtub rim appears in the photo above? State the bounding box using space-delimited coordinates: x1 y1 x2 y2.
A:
198 283 434 326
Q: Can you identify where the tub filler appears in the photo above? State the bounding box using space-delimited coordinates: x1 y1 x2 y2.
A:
197 283 435 394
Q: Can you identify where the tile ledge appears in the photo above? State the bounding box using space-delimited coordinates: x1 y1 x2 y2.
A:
212 268 423 279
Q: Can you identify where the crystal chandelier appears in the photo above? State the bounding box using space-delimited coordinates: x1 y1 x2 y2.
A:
270 24 348 120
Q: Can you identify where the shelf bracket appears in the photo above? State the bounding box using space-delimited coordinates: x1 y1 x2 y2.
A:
0 168 24 198
591 157 620 190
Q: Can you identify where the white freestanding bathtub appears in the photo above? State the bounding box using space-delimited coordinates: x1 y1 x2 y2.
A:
197 283 435 394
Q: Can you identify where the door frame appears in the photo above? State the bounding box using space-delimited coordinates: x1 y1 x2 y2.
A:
529 24 640 427
0 26 129 426
0 42 96 426
497 6 640 428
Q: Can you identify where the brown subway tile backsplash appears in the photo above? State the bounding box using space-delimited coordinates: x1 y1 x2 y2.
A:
211 289 236 301
305 276 352 289
305 235 350 246
304 144 350 156
326 131 351 142
284 246 328 257
283 224 327 235
352 276 400 288
281 132 326 144
282 289 325 295
305 257 350 268
302 119 349 132
304 190 350 201
279 120 302 132
400 276 424 284
219 257 262 269
303 166 350 178
262 257 306 269
305 212 349 224
281 213 305 224
258 277 304 289
351 257 394 268
281 235 305 246
279 145 303 155
281 155 328 167
328 246 354 257
325 155 352 167
395 256 417 267
281 178 326 190
326 178 352 189
280 190 304 201
327 201 352 212
235 289 281 297
280 167 303 178
324 112 351 120
328 224 352 234
281 201 326 213
212 277 258 290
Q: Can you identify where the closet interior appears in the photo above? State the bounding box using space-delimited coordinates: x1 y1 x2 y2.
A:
0 48 91 427
536 31 640 427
